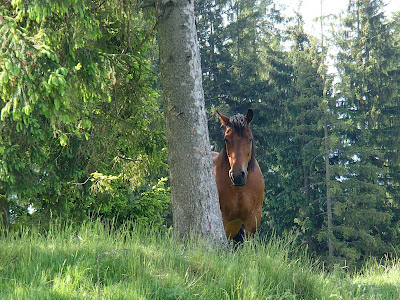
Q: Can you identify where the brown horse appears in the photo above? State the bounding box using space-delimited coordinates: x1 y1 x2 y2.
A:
212 109 264 240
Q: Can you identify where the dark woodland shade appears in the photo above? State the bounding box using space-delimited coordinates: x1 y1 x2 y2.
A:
221 113 256 171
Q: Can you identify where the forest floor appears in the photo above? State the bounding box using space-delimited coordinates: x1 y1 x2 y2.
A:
0 220 399 299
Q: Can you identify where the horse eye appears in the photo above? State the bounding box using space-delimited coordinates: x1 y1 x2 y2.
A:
249 138 253 143
224 138 229 144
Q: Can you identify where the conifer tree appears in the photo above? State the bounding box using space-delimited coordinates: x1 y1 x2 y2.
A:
334 0 398 262
0 0 167 226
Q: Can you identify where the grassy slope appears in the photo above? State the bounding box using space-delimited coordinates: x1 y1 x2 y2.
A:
0 221 399 300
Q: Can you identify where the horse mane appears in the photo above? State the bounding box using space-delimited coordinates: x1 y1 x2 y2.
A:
221 113 256 171
229 114 249 135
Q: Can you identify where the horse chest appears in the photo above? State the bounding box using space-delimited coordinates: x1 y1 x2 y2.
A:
215 170 253 216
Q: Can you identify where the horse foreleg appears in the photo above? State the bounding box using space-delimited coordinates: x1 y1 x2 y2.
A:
243 206 262 237
224 219 243 240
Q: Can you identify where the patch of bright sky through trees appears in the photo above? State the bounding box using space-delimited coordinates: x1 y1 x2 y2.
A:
278 0 400 75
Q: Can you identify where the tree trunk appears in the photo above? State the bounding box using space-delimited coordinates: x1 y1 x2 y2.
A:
324 122 333 258
0 186 9 228
156 0 227 245
320 1 333 258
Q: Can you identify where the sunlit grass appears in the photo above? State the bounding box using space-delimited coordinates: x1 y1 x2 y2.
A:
343 257 400 299
0 220 399 299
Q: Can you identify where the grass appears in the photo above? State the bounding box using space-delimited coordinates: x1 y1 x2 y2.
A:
347 257 400 299
0 220 399 299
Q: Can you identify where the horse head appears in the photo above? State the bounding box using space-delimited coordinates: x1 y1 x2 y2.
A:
217 109 255 186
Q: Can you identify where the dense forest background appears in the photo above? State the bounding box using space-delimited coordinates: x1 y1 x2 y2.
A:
1 0 399 268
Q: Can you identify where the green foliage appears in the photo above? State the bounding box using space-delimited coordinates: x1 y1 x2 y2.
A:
0 0 167 225
2 220 399 299
91 177 170 227
332 0 400 265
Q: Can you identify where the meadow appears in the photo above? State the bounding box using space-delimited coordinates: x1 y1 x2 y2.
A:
0 221 399 299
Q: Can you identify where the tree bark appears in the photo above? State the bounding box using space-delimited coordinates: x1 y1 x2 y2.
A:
0 186 9 228
320 0 333 259
156 0 227 245
324 122 333 258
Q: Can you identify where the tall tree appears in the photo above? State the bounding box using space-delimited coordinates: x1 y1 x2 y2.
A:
384 10 400 248
156 0 227 244
320 0 334 260
264 12 338 261
334 0 398 263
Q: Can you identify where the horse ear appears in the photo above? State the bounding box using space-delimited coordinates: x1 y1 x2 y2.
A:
217 110 230 126
245 109 253 123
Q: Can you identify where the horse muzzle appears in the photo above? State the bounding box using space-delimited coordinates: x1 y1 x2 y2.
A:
229 169 248 186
